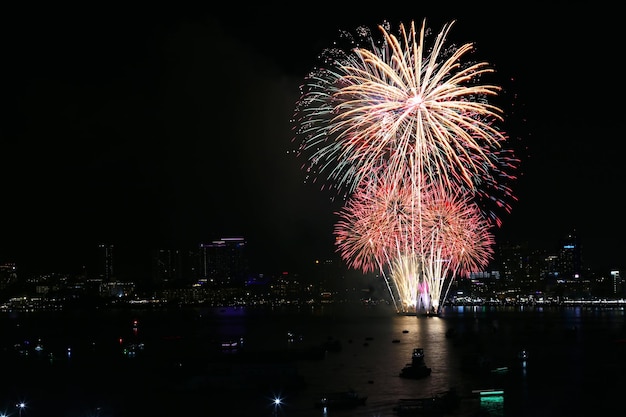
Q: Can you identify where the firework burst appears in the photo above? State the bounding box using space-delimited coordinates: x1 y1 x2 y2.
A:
417 185 495 312
333 173 419 311
334 178 494 313
294 19 517 313
293 20 514 206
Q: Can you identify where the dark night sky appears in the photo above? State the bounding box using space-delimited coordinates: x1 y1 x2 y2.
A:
2 3 623 278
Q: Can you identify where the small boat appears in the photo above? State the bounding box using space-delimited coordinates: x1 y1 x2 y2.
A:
221 341 238 348
400 347 431 378
314 390 367 409
412 348 425 361
221 337 244 351
517 349 529 361
472 388 504 397
122 342 145 357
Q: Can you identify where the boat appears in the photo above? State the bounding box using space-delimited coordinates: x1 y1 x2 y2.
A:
122 342 145 357
412 348 425 361
221 336 245 351
314 390 367 409
399 347 431 378
517 349 529 361
220 341 240 355
490 366 509 374
399 363 432 379
472 388 504 397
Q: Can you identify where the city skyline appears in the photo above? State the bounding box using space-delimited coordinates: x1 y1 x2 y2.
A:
1 228 614 283
2 4 624 277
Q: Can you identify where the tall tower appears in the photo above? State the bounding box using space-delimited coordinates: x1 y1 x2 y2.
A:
559 231 582 280
98 243 114 282
610 270 623 296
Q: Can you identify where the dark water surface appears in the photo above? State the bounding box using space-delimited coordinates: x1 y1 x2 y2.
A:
2 303 625 416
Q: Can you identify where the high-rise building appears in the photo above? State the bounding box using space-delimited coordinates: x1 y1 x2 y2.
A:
610 270 623 296
559 231 582 280
151 248 198 289
198 237 248 286
153 249 182 289
97 244 114 282
497 241 529 288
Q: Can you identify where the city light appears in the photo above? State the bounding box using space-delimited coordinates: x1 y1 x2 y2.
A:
271 394 284 417
16 402 25 417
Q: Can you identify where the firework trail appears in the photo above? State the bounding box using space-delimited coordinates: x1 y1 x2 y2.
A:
417 185 495 312
333 173 419 312
294 19 517 312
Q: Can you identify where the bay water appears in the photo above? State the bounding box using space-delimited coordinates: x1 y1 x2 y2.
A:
1 303 625 416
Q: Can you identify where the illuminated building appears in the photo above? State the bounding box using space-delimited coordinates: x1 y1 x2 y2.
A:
559 231 582 280
0 262 17 291
198 237 248 286
610 270 623 296
97 243 114 282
